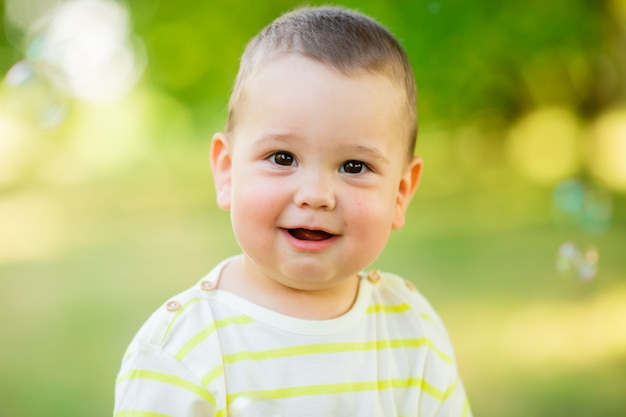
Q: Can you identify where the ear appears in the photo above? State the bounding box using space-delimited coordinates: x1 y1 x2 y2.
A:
210 132 232 210
392 156 423 229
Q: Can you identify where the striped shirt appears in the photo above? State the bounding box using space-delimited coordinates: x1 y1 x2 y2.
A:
114 257 472 417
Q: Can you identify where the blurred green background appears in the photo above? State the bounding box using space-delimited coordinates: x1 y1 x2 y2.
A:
1 0 625 416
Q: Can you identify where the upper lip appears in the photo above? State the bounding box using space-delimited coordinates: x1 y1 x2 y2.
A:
281 225 339 236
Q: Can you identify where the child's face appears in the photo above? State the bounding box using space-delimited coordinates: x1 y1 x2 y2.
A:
211 54 422 292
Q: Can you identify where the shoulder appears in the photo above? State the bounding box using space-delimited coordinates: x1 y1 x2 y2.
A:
115 279 227 415
369 271 462 367
376 272 442 318
124 258 236 357
123 278 220 359
369 270 452 344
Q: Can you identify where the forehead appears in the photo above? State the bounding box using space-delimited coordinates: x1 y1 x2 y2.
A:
236 54 406 141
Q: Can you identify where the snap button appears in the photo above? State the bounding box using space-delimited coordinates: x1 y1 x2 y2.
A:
367 270 381 283
166 300 181 311
200 280 214 291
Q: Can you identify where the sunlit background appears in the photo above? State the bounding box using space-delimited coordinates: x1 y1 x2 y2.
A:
1 0 625 416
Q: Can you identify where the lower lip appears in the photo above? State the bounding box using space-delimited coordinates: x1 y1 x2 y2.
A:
281 229 338 252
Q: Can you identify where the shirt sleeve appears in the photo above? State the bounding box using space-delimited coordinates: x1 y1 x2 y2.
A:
114 341 222 417
431 370 473 417
388 273 474 417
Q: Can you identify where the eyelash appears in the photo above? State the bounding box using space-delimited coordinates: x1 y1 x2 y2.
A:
268 152 370 174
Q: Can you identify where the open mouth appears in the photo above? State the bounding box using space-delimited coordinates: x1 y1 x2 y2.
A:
287 228 335 241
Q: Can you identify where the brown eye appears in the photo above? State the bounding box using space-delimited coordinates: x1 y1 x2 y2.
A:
272 152 295 166
341 160 366 174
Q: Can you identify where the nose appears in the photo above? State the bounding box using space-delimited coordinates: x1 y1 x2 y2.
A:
293 170 336 210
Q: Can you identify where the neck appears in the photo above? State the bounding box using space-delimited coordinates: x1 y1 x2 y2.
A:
217 256 360 320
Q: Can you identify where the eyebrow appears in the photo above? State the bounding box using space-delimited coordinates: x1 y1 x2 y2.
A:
252 133 293 144
344 144 390 164
248 133 294 151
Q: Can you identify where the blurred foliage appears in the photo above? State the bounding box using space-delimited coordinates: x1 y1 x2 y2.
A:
1 1 626 417
2 0 624 189
1 0 616 130
107 0 619 128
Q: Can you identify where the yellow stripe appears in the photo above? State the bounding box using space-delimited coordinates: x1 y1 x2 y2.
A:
223 338 453 364
227 378 445 402
161 298 203 344
200 364 224 386
442 377 459 400
460 397 471 417
366 303 412 314
365 303 440 328
175 315 255 361
116 370 216 406
115 411 173 417
418 312 437 323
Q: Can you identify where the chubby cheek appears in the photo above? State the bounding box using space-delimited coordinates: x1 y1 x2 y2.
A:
229 174 284 237
349 186 397 226
344 193 395 255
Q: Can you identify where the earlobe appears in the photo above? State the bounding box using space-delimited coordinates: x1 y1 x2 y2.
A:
392 157 423 229
210 132 232 210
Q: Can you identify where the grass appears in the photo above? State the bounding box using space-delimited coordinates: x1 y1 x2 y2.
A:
1 143 624 417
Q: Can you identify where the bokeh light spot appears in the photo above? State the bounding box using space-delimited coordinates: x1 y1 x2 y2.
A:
3 59 69 128
588 107 626 192
552 179 585 216
4 0 146 106
555 241 598 281
552 179 612 234
505 107 581 185
4 0 64 45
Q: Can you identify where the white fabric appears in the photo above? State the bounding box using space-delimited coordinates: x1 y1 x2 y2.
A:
114 256 472 417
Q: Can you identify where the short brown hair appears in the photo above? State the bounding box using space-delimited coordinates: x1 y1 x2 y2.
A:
226 6 418 157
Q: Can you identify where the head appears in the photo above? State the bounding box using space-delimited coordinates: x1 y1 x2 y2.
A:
226 6 418 160
211 6 423 293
